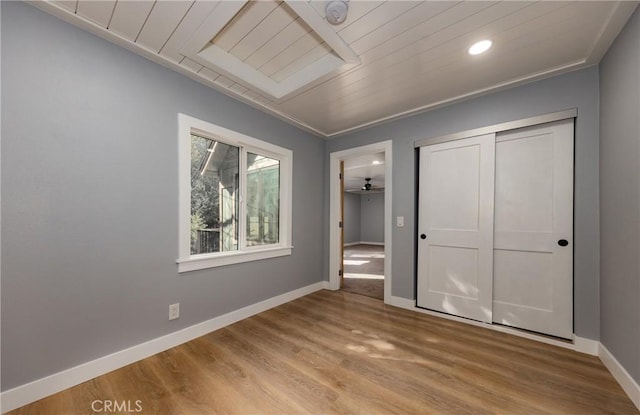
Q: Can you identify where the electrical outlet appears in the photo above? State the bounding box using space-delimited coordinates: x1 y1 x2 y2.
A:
169 303 180 320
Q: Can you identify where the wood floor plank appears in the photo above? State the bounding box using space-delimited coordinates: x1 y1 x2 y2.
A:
342 244 384 300
7 289 639 415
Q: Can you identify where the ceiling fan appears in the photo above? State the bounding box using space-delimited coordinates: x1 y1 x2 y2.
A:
345 176 384 193
361 177 387 193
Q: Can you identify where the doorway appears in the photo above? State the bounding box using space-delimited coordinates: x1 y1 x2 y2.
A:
329 141 392 303
342 153 385 300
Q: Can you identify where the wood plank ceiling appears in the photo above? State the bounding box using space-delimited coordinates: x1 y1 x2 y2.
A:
34 1 638 137
343 152 385 193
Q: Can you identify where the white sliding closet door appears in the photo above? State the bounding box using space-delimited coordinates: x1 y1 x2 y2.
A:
493 120 574 339
417 134 495 323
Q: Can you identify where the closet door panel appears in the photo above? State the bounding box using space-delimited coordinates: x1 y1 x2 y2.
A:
493 119 574 339
417 133 495 323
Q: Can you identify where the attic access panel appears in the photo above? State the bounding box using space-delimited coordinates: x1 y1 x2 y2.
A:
181 0 360 101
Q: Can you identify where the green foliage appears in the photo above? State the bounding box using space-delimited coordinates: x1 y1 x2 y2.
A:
191 135 220 229
190 212 206 253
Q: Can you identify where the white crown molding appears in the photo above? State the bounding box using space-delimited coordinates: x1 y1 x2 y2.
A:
26 1 328 138
584 1 640 65
26 2 633 139
325 60 589 138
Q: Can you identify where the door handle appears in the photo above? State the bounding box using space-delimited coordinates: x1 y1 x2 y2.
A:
420 234 427 240
558 239 569 247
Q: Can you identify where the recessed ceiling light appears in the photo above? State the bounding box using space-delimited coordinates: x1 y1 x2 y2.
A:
468 40 492 55
372 160 381 165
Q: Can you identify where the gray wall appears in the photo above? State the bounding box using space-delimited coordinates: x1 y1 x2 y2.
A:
325 66 601 340
360 193 384 244
1 2 324 390
599 8 640 383
343 192 384 245
343 193 361 244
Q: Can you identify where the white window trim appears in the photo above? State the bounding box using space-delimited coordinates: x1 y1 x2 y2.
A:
177 114 292 272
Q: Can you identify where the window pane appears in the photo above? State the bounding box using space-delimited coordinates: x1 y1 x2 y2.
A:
246 153 280 246
191 135 239 255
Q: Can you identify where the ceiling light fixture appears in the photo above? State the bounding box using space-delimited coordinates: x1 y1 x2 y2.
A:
325 0 348 25
362 178 372 191
468 40 492 55
372 160 381 165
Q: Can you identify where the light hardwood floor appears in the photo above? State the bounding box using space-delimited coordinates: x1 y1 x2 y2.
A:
343 244 384 300
8 290 638 415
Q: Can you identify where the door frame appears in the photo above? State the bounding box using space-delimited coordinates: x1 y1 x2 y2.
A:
339 161 345 288
414 109 577 147
329 141 393 303
413 109 577 335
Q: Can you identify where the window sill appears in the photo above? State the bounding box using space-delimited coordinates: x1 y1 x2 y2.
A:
177 246 293 273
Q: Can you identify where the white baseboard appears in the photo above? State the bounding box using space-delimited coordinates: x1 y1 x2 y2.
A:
5 285 637 413
387 295 640 410
385 295 415 309
599 343 640 411
573 335 600 355
384 295 599 356
0 281 330 414
343 241 385 247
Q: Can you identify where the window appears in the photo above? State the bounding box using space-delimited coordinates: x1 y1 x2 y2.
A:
245 153 280 246
178 114 292 272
